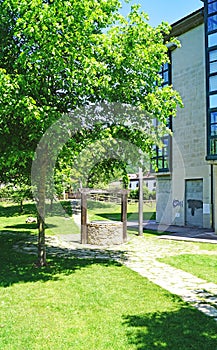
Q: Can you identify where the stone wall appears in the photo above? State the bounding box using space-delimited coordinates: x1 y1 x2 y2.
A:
172 24 207 171
156 176 172 225
156 23 212 229
171 24 211 228
87 221 123 246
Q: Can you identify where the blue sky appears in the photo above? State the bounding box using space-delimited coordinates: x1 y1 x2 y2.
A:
120 0 203 27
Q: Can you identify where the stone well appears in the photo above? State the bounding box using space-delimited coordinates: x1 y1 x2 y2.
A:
87 221 123 246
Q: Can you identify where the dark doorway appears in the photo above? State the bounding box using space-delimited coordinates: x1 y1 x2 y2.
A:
185 179 203 227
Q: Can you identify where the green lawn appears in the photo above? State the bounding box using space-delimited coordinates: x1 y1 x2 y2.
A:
0 202 217 349
159 254 217 284
87 199 156 222
0 199 156 237
0 231 217 349
0 201 80 236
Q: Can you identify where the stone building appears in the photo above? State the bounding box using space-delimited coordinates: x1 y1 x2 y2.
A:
155 0 217 231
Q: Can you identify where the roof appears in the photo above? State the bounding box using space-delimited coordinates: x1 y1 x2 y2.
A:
170 7 204 37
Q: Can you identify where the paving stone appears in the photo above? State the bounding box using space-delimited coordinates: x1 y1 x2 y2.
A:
183 296 200 303
194 304 217 318
206 297 217 306
207 296 217 302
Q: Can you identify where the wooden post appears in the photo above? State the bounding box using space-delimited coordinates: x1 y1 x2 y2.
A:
138 167 143 236
121 190 128 243
81 191 88 244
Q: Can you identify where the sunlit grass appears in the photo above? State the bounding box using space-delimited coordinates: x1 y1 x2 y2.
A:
159 254 217 284
0 231 217 349
0 202 217 348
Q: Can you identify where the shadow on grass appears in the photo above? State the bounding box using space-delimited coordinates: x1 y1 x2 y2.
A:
0 201 73 218
0 231 124 288
5 223 38 230
125 227 168 238
94 212 155 222
0 202 37 217
123 309 217 350
143 229 170 237
5 223 57 230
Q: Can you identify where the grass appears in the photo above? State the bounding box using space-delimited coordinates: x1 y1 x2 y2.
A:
0 199 155 237
0 201 80 236
0 202 217 349
0 230 217 349
159 254 217 285
87 199 156 222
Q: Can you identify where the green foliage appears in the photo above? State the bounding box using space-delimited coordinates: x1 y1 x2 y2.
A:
8 184 32 203
129 188 139 200
129 185 154 200
0 183 33 212
0 185 10 199
143 185 151 200
0 0 183 264
150 190 156 200
0 0 182 185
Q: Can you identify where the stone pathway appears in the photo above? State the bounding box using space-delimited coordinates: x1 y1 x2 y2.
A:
123 236 217 321
14 233 217 322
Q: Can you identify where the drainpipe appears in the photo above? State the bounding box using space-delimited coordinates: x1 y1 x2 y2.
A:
211 164 214 230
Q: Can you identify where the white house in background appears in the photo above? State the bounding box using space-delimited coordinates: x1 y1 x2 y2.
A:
128 173 156 192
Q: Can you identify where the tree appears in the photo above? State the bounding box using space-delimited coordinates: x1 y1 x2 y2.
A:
3 182 32 213
0 0 182 266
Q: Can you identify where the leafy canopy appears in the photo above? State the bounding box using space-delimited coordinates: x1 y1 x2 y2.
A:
0 0 182 187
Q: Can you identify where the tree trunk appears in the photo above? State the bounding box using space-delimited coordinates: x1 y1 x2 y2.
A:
35 149 48 267
20 199 23 213
37 212 47 266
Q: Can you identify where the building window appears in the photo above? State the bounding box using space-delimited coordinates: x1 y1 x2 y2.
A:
152 59 172 172
205 0 217 159
159 63 170 87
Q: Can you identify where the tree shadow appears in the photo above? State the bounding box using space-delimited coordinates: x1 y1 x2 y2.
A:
0 230 126 288
5 223 57 230
95 212 121 221
123 308 217 350
94 212 155 222
143 229 170 237
0 202 37 217
0 201 74 218
5 223 38 230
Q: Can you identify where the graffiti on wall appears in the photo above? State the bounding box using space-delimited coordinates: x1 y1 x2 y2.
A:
172 200 184 208
187 199 203 216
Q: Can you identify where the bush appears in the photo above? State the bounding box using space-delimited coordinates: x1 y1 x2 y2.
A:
129 189 139 199
129 186 155 200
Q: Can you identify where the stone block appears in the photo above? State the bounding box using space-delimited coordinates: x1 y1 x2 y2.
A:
87 221 123 246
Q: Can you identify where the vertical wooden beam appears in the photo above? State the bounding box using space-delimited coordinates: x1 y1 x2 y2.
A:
121 190 128 243
138 167 143 236
81 192 88 244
